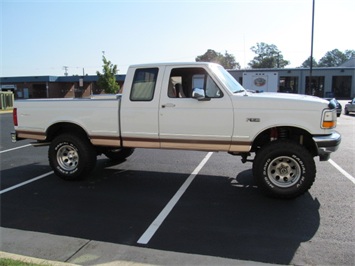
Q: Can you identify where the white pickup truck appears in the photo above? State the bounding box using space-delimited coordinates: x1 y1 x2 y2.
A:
11 62 341 198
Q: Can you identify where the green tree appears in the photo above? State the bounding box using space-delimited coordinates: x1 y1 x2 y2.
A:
195 49 240 69
344 49 355 59
301 56 318 68
248 42 289 68
96 55 119 94
318 49 355 67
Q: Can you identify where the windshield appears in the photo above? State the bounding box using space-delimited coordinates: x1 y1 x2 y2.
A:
210 64 246 94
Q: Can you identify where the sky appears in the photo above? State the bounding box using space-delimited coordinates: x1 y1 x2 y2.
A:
1 0 354 77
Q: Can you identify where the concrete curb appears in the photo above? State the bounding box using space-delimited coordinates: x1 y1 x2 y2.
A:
0 227 275 266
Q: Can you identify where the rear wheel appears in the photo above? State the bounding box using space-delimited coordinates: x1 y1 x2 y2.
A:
49 134 97 180
253 140 316 198
103 148 134 162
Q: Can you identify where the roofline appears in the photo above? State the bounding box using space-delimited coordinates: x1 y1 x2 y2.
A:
228 66 355 72
0 74 125 84
128 62 218 68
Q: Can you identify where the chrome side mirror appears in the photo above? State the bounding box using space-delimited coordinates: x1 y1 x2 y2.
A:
192 88 205 100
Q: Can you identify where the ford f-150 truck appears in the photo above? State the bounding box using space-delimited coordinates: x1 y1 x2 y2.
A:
11 62 341 198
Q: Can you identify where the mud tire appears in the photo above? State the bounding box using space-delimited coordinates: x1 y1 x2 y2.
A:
48 134 97 180
253 140 316 199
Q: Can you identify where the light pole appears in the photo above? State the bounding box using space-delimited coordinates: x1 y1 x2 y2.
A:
309 0 315 94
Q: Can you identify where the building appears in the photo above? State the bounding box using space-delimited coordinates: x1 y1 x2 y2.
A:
229 58 355 99
1 58 354 99
0 75 125 99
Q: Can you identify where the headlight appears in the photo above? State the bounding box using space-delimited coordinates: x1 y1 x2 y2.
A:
321 110 337 129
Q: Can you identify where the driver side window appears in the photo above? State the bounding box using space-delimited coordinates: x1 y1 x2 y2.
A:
168 68 222 98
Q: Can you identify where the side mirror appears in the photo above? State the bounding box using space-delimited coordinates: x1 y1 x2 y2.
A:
192 88 206 100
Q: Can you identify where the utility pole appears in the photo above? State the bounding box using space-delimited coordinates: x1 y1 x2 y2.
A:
309 0 315 94
63 66 68 76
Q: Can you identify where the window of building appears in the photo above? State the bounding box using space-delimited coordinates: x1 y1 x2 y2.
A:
306 76 325 97
279 76 298 93
332 76 352 98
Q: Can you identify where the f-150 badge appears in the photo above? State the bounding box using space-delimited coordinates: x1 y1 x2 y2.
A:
247 118 260 122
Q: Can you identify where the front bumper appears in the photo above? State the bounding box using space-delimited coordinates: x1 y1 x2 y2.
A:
313 131 341 161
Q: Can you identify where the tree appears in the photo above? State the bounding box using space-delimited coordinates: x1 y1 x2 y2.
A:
220 51 241 69
96 55 119 94
248 42 290 69
344 49 355 59
301 56 318 68
318 49 355 67
195 49 240 69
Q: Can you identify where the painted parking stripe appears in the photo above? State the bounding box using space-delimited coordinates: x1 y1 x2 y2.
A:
329 159 355 185
137 152 213 245
0 144 32 154
0 171 54 195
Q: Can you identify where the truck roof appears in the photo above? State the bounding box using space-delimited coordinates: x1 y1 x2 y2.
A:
129 62 220 68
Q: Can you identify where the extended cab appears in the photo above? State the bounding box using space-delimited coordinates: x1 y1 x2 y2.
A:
12 62 341 198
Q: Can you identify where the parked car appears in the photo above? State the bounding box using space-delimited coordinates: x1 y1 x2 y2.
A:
325 98 342 117
344 98 355 115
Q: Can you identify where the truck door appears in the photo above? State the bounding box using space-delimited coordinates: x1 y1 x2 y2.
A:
159 66 234 151
120 67 162 148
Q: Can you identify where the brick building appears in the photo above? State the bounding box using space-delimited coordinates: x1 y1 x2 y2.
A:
0 75 125 99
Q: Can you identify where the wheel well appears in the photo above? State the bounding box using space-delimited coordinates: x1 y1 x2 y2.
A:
252 126 318 156
46 123 89 142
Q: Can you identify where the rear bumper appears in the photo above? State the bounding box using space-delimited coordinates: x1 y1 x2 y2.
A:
313 131 341 161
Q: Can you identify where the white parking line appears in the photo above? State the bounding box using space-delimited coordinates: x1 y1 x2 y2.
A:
0 144 32 154
329 159 355 185
0 171 54 195
137 152 213 245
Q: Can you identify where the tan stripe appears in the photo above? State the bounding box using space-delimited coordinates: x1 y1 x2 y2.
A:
17 131 46 141
15 131 252 152
90 136 121 147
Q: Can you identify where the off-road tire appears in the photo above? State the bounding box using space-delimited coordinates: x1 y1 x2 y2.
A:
48 134 97 180
103 148 134 162
253 140 316 199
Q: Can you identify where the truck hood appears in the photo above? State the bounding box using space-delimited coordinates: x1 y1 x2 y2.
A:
235 92 330 111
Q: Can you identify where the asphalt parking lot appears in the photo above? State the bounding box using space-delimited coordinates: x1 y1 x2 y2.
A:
0 103 354 265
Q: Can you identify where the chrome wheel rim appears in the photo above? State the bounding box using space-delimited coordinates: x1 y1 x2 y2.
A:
57 145 79 171
267 156 301 188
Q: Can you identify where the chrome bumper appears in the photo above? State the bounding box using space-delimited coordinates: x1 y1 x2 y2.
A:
313 132 341 161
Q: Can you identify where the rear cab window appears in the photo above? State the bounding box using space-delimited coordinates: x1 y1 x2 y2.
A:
130 68 159 101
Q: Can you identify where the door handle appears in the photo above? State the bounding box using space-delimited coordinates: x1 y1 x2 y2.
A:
161 103 176 108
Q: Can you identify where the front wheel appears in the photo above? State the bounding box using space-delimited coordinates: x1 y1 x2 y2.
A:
48 134 97 180
253 140 316 199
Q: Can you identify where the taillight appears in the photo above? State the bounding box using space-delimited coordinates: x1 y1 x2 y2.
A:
13 108 18 126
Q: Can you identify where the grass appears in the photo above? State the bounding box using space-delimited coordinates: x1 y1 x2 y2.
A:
0 258 47 266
